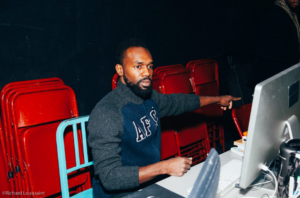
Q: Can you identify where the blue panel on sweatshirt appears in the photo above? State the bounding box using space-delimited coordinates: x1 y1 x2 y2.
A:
121 99 161 167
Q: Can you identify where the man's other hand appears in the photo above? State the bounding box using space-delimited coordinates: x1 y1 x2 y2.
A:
218 95 241 110
164 157 193 177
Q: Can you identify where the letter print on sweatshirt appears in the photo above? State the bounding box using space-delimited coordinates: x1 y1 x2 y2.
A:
140 116 151 136
133 107 158 142
133 121 146 142
150 108 158 128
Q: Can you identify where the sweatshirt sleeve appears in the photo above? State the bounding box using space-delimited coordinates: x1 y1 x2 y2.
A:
151 90 200 118
87 102 139 191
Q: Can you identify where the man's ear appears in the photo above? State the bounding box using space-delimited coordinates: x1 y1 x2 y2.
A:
115 64 123 76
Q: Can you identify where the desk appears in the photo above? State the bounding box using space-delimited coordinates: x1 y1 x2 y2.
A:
156 151 275 198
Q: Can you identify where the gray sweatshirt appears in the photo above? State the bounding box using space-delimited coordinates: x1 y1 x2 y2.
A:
87 81 200 191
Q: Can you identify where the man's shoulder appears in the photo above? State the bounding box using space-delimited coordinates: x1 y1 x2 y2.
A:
88 89 124 132
99 90 119 106
90 90 121 117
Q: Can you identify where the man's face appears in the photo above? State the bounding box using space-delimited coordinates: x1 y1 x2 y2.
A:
117 47 154 98
286 0 299 10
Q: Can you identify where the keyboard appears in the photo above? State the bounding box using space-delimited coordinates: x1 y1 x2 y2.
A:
216 159 243 197
186 159 243 197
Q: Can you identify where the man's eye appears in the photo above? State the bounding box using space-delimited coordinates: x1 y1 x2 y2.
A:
135 65 141 69
148 65 153 69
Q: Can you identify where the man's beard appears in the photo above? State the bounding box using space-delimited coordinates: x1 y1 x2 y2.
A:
123 74 152 99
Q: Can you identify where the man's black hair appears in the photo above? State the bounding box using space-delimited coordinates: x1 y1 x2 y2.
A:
116 38 149 65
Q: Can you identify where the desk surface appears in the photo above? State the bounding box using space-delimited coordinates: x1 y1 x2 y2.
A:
156 151 275 198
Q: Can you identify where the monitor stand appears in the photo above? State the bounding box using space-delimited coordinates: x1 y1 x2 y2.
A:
285 115 300 142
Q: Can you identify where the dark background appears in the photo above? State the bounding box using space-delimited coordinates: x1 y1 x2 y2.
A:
0 0 276 116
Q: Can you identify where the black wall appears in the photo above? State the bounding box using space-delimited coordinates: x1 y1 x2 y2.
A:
0 0 272 115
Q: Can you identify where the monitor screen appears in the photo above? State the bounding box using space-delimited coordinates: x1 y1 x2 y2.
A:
239 63 300 189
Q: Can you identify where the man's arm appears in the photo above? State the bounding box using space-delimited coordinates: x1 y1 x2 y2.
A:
139 157 192 184
199 95 241 110
151 90 240 118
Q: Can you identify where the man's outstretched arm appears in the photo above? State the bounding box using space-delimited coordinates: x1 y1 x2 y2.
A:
139 157 192 184
199 95 241 110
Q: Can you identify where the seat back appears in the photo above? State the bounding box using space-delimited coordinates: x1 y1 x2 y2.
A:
154 64 184 75
0 77 64 96
231 103 252 138
10 85 78 128
189 60 225 152
56 116 93 198
158 68 194 94
186 59 211 71
188 59 219 87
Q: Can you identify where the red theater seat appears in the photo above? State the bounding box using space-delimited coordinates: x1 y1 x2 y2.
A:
156 68 210 164
187 59 225 152
0 78 91 197
232 103 252 138
0 78 65 194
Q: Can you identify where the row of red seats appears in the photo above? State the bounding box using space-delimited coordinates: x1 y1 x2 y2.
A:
0 78 91 198
0 59 227 196
112 59 225 165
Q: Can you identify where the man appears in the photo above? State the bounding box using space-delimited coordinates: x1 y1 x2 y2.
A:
88 38 240 197
249 0 300 88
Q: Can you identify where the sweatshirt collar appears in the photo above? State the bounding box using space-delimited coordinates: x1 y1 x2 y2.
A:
115 80 145 105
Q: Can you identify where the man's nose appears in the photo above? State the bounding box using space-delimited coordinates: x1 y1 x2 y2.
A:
141 66 151 76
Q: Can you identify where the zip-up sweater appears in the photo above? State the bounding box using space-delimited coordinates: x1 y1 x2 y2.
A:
87 81 200 192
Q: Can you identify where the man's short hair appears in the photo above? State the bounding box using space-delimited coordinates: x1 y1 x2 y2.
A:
116 38 149 65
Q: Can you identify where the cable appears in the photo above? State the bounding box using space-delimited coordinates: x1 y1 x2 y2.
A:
244 172 273 191
261 165 278 198
261 194 269 198
249 173 273 188
234 161 280 198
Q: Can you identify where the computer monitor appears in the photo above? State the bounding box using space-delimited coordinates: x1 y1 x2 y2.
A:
239 63 300 189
